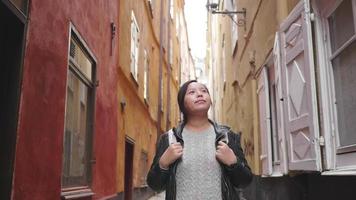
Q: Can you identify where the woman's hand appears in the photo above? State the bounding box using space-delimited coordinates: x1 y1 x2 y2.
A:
216 141 238 166
159 143 183 170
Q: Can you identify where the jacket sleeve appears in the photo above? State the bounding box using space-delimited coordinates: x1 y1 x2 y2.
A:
224 132 253 188
147 133 170 191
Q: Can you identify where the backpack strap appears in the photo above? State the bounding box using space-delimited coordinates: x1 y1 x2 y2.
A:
168 129 177 145
224 131 229 144
168 128 229 144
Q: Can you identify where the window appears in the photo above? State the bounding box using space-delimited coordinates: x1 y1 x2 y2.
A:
228 0 238 53
147 0 154 17
169 39 173 65
130 11 140 81
160 79 164 112
175 58 179 81
176 12 180 36
170 0 174 19
328 0 356 151
62 29 96 188
314 0 356 172
222 34 226 91
143 50 149 102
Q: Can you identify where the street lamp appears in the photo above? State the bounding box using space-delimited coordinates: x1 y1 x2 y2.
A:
206 2 247 30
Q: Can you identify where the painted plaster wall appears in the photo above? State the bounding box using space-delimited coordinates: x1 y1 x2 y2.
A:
13 0 119 199
117 0 182 194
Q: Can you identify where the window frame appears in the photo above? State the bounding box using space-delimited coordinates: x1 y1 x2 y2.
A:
61 24 97 193
147 0 154 18
130 11 140 82
169 0 174 19
222 33 226 91
169 39 173 65
143 49 150 103
313 0 356 173
160 78 164 112
227 0 238 54
327 0 356 154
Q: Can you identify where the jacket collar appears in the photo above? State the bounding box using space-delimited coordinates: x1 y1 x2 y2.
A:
173 119 231 141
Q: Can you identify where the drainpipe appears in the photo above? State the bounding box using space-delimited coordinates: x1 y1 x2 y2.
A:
157 0 164 142
166 0 172 131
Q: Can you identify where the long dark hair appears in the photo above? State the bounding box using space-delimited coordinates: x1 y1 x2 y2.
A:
177 80 209 122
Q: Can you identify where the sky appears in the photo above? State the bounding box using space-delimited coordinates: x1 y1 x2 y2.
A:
184 0 207 60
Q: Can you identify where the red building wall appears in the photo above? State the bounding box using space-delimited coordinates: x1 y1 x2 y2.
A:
12 0 119 199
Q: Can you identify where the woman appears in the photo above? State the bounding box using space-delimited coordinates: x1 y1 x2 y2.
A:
147 80 252 200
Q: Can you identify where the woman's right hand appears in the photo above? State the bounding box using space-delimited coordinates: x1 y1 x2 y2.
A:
159 143 183 170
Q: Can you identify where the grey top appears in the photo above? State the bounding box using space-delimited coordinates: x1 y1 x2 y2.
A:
175 125 222 200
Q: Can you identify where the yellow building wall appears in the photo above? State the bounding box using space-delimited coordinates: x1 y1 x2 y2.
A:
117 0 182 194
208 0 300 175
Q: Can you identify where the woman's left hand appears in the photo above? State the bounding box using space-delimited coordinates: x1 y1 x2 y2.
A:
216 141 238 166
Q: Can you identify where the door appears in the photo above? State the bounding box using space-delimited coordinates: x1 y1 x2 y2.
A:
124 138 134 200
0 1 27 198
279 0 321 171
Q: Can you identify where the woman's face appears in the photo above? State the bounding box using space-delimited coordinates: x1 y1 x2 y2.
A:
183 82 211 116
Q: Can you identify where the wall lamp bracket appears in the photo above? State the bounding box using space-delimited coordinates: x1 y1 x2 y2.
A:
207 3 247 31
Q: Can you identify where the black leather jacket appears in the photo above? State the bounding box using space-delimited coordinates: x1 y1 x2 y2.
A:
147 121 253 200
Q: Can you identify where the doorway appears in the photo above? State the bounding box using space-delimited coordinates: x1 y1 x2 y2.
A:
124 138 134 200
0 1 26 199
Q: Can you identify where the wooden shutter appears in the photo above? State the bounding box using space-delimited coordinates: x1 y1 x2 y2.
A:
130 15 136 74
273 32 288 174
134 25 140 80
258 67 273 176
279 0 321 171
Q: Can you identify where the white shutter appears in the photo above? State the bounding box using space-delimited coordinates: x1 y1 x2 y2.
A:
130 14 136 75
130 11 139 80
273 32 288 174
257 67 273 176
279 0 321 171
134 26 139 80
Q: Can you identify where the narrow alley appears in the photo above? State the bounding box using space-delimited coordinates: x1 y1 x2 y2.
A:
2 0 356 199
